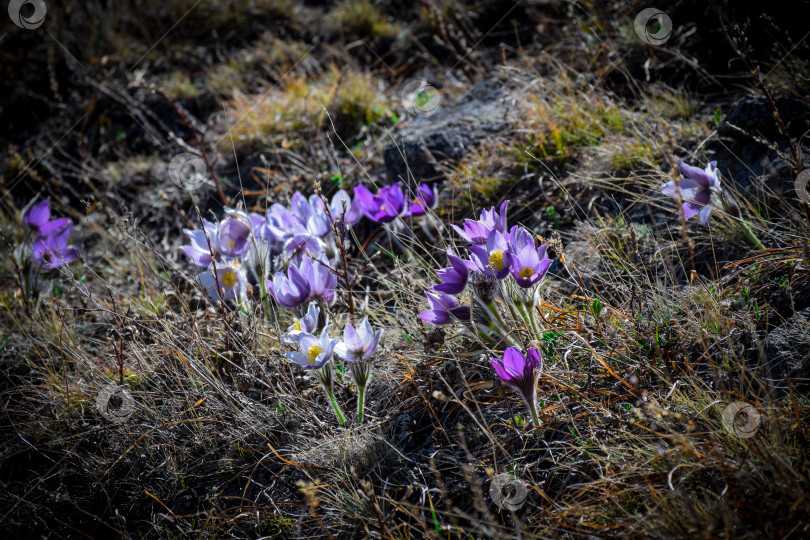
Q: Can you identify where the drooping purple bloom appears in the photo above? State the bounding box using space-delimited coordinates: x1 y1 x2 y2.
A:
468 229 511 280
505 244 552 288
32 219 81 268
23 199 50 230
662 161 721 226
285 325 339 369
491 347 542 427
197 261 247 302
431 249 469 295
267 264 311 308
418 291 471 325
354 183 405 223
334 317 382 362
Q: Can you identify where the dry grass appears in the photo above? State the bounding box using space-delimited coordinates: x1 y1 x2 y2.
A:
2 0 810 538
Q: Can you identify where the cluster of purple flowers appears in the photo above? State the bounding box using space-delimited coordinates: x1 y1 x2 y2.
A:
418 200 552 325
180 183 435 306
23 199 81 268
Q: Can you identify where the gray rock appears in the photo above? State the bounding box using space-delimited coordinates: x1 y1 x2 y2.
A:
718 95 810 140
383 72 522 185
763 307 810 385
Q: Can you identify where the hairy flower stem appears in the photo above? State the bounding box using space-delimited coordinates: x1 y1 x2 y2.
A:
348 359 372 423
357 385 366 424
324 387 347 426
317 362 346 425
523 395 541 429
474 295 519 347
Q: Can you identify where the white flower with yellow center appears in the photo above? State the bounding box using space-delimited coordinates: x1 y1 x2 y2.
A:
285 325 339 370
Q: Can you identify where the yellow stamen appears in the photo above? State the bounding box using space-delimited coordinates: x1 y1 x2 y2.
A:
519 266 535 279
293 321 302 331
307 344 324 363
221 271 238 288
488 249 505 271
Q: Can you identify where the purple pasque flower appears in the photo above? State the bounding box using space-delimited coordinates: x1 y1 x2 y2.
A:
180 219 219 267
197 261 247 302
469 229 511 280
662 160 721 226
431 249 469 295
285 325 339 369
506 225 535 254
217 215 251 258
490 347 542 427
418 291 471 325
402 184 437 218
281 301 322 344
23 199 50 230
451 200 508 245
32 219 81 268
480 200 509 234
354 182 405 223
300 255 338 305
334 317 382 362
505 243 552 288
267 263 311 308
331 188 362 226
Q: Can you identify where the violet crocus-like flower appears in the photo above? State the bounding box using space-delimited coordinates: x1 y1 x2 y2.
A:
267 264 311 308
506 225 535 254
469 229 511 280
505 243 552 288
301 256 337 305
354 183 405 223
418 291 471 325
23 199 50 230
334 317 382 362
284 325 347 425
281 301 322 344
431 249 469 295
402 184 437 217
491 347 543 428
180 219 218 267
32 220 81 268
285 325 339 370
451 201 508 245
335 316 382 423
197 261 247 302
330 189 363 226
217 216 251 258
662 161 721 226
